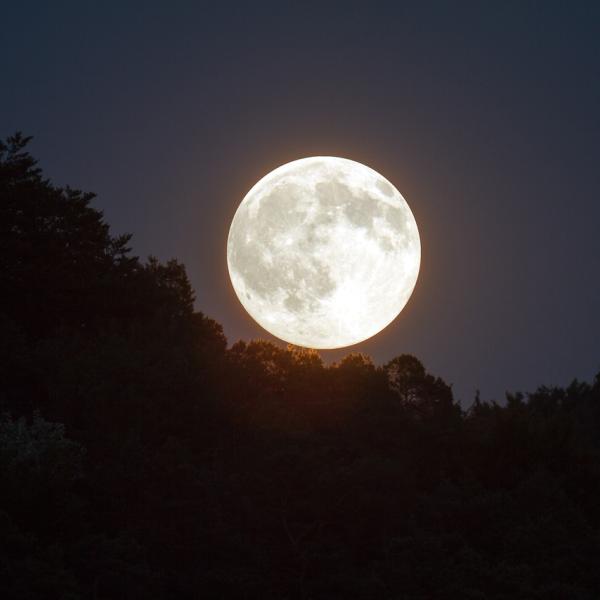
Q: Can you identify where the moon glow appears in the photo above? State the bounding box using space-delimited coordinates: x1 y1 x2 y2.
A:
227 157 421 349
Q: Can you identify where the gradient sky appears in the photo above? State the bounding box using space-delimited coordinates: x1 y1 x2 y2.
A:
2 1 599 404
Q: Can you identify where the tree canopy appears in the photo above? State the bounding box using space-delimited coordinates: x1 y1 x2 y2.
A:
1 134 599 599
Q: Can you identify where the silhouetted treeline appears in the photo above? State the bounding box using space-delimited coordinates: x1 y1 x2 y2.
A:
1 133 600 599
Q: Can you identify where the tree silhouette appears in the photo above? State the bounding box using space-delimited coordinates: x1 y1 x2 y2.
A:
1 133 599 598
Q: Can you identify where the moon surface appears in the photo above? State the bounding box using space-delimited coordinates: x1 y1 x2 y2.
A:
227 156 421 349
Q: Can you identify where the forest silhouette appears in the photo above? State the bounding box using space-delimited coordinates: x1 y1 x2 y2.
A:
1 133 600 599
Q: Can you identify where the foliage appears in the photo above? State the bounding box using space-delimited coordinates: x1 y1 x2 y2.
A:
1 134 600 598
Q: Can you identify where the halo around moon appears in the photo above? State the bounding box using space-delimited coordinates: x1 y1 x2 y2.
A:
227 156 421 349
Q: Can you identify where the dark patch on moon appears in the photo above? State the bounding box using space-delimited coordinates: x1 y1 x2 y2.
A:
378 236 394 252
376 179 394 196
384 205 408 231
284 294 304 311
315 180 378 229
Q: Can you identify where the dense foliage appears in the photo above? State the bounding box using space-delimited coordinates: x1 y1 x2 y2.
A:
1 134 599 599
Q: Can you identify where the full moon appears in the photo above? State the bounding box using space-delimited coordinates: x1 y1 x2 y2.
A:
227 156 421 349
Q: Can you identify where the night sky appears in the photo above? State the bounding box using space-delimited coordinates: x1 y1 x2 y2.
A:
2 2 599 404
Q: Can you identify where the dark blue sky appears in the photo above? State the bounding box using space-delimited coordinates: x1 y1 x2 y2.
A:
2 1 599 404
